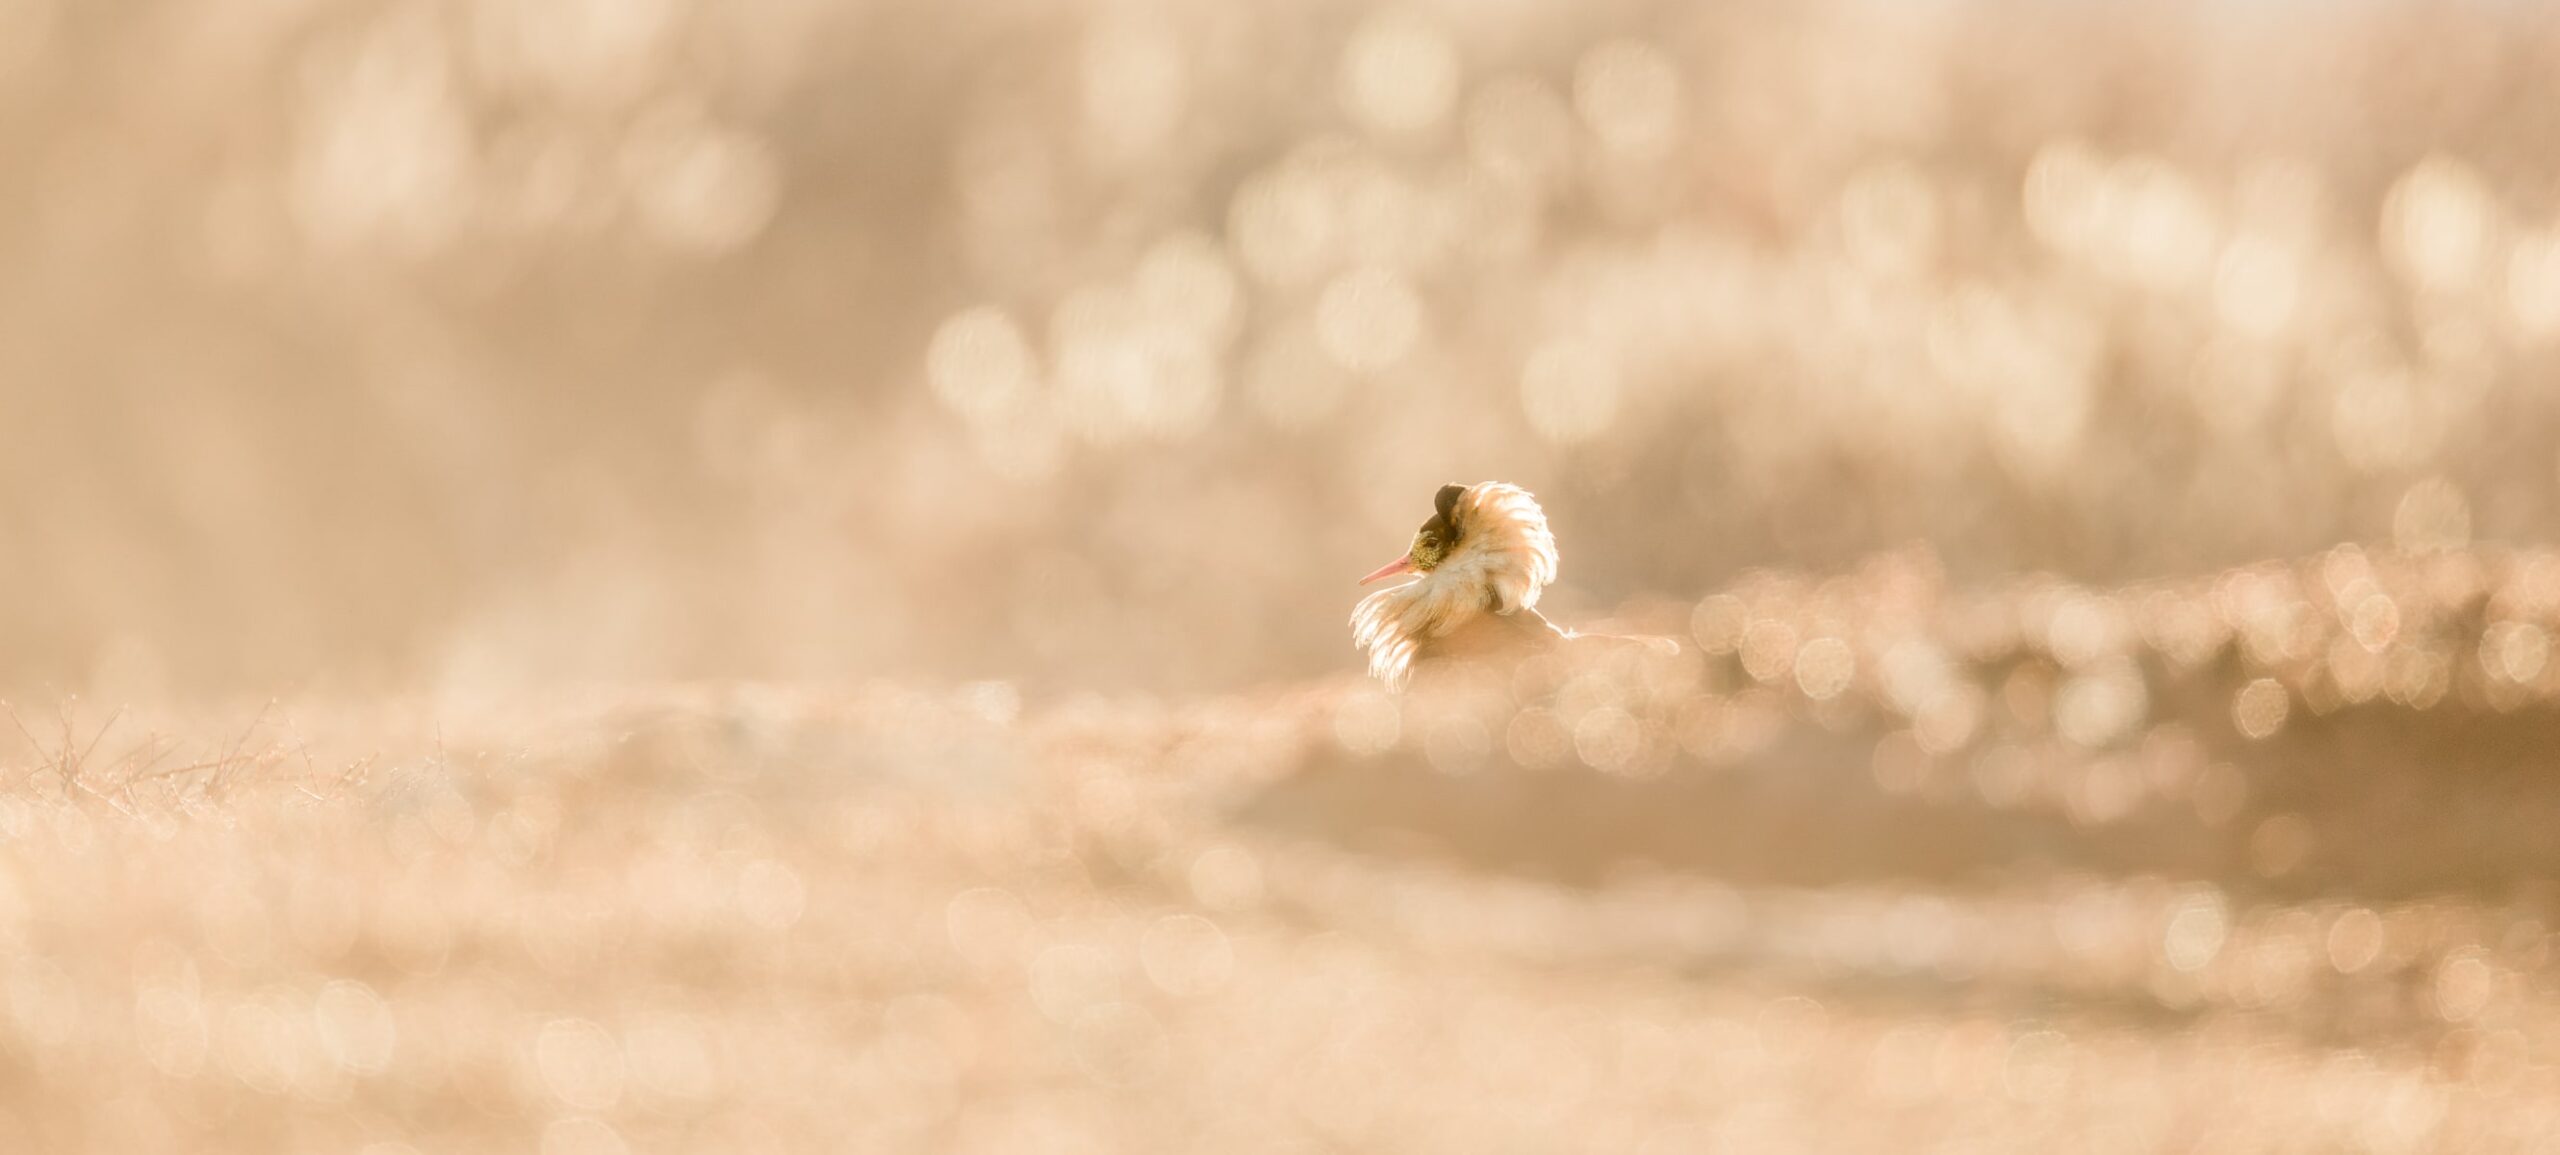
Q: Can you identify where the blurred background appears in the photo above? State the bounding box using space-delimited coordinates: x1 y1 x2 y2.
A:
10 0 2560 699
11 0 2560 1152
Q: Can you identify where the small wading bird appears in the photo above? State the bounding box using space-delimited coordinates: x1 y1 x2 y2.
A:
1352 481 1677 690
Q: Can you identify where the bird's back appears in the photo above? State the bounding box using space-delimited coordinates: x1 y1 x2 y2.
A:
1408 604 1677 692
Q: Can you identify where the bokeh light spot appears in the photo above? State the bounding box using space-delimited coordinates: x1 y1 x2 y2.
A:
1520 338 1622 443
2163 891 2229 973
620 100 782 257
2233 678 2290 740
2383 157 2495 294
1794 638 1856 701
2393 478 2471 553
1081 19 1189 162
1572 41 1681 159
1338 10 1460 137
533 1018 626 1111
927 306 1037 423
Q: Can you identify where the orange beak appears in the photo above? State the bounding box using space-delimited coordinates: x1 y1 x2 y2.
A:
1358 555 1417 586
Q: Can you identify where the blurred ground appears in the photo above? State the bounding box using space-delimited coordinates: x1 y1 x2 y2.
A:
7 547 2560 1152
8 0 2560 1150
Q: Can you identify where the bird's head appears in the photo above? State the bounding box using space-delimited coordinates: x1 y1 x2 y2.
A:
1358 484 1469 586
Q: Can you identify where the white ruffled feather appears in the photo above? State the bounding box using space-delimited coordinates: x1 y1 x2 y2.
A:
1350 482 1560 689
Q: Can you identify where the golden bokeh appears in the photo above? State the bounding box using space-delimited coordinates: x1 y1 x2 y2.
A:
6 0 2560 1151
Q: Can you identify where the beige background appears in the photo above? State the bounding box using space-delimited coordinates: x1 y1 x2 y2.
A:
6 0 2554 701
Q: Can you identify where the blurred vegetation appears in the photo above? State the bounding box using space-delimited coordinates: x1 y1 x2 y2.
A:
8 0 2560 699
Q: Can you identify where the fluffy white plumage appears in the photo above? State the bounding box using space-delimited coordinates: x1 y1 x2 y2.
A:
1350 482 1561 689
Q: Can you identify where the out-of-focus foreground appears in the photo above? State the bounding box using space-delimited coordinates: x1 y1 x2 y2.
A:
9 0 2560 1150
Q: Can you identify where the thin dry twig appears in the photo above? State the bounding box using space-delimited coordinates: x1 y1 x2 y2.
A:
107 732 176 808
63 705 125 800
53 700 74 800
133 754 236 785
206 699 276 801
2 700 51 791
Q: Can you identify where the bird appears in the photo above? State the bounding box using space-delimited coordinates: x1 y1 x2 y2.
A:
1351 481 1677 690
